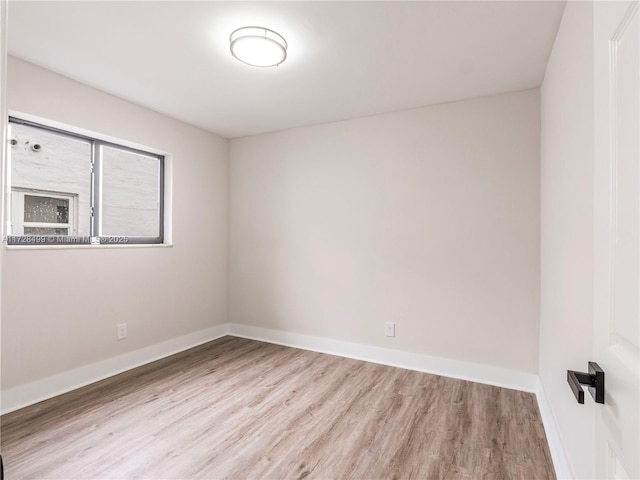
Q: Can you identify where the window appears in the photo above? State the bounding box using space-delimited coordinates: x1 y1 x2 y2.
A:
11 190 77 236
7 117 164 245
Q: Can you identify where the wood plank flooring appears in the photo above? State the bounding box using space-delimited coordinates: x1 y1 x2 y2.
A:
1 337 555 479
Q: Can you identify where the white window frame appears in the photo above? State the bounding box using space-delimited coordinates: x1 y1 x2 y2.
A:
11 188 78 236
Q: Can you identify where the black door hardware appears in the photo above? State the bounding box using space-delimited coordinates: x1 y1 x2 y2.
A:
567 362 605 404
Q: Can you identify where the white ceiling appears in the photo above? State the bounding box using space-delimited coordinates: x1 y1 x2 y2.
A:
8 1 566 139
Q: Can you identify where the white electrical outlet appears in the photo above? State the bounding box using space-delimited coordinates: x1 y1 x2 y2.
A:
117 323 128 340
385 322 395 337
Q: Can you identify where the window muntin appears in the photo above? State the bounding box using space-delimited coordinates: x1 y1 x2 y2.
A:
7 117 164 245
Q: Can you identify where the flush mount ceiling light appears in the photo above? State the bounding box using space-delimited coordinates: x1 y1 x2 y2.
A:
230 26 287 67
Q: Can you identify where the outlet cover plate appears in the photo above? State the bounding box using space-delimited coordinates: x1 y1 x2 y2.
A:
117 323 127 340
385 322 395 337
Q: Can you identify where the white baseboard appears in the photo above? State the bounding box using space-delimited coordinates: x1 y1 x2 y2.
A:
229 324 574 477
535 378 574 479
3 321 571 480
2 322 536 415
226 323 538 393
1 323 229 415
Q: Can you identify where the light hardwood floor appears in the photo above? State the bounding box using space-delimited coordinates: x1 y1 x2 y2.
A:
1 337 555 479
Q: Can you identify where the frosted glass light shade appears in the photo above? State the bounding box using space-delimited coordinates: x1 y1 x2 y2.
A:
230 27 287 67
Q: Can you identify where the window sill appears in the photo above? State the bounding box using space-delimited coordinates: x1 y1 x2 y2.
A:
5 243 173 251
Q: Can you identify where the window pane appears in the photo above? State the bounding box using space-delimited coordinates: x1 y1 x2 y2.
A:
10 122 91 236
23 227 69 235
24 195 69 224
101 145 161 237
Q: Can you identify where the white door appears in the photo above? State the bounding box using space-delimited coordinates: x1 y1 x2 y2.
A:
593 1 640 478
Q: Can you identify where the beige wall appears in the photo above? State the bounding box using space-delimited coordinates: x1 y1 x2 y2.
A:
229 89 541 374
539 2 595 479
1 57 229 389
